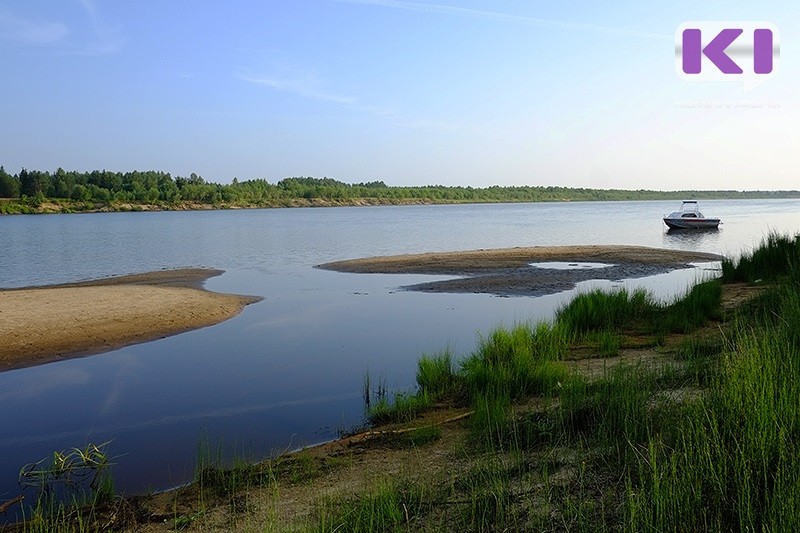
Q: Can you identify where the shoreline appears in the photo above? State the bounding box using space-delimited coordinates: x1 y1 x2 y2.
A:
317 245 724 297
0 269 261 372
2 193 800 216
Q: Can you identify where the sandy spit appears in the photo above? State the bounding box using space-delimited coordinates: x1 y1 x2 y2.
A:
317 245 722 274
317 245 724 297
0 269 261 372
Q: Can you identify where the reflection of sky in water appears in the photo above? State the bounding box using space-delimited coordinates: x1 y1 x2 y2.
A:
0 199 798 513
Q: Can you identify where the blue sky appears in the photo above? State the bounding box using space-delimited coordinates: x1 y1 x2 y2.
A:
1 1 797 190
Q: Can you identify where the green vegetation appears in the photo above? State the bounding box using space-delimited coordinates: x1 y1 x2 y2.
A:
555 280 722 337
556 288 656 335
628 282 800 530
12 234 800 531
313 480 426 533
722 231 800 283
15 442 116 532
1 165 799 214
350 233 800 531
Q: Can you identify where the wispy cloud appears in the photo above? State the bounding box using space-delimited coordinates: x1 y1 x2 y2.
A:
71 0 122 55
0 10 69 46
0 2 121 55
335 0 671 41
237 70 357 104
237 59 471 134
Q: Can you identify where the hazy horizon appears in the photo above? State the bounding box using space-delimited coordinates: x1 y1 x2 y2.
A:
1 1 797 191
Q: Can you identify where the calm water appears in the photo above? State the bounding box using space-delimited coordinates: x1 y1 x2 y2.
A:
0 199 798 508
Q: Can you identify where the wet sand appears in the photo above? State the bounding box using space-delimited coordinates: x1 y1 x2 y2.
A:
0 269 261 372
318 245 723 297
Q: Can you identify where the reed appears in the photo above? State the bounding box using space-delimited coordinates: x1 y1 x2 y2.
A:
368 323 568 431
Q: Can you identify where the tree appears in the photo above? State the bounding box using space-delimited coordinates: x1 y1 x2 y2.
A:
0 166 20 198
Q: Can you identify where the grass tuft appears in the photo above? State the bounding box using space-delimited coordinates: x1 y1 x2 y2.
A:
313 480 425 533
556 288 656 336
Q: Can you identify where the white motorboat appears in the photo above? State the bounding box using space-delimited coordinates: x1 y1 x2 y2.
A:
663 200 721 230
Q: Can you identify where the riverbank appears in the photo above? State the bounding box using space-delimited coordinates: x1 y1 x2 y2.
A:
23 280 761 532
0 197 451 215
7 231 799 531
318 245 723 296
0 269 261 372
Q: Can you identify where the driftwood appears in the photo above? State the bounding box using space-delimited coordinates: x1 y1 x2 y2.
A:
0 495 23 514
349 411 474 444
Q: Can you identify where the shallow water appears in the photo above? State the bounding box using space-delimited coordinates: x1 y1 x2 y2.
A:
0 199 798 509
530 261 616 270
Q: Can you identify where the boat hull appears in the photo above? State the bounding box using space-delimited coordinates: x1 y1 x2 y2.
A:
663 218 720 230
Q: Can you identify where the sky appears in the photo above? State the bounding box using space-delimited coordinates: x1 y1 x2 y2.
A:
0 1 797 190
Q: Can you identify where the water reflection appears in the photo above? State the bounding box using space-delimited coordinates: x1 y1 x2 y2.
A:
662 227 722 248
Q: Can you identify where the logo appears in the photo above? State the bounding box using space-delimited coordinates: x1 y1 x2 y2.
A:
675 22 779 92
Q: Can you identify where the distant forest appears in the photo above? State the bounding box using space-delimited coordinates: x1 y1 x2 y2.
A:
1 166 798 214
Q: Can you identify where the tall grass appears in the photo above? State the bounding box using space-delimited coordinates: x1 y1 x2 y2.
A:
557 366 654 463
367 324 569 429
416 349 462 402
367 391 433 425
451 457 524 530
556 288 656 336
313 480 425 532
461 324 570 448
629 253 800 531
662 279 722 333
558 281 722 338
722 231 800 283
462 324 568 402
334 234 800 531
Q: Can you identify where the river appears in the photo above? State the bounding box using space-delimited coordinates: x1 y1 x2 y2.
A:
0 199 797 507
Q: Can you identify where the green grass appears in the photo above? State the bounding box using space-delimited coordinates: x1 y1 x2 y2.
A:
557 367 654 458
324 233 800 531
463 324 568 401
557 281 722 339
456 458 520 530
371 426 443 449
367 323 568 428
662 279 722 333
416 350 463 402
313 480 426 533
628 245 800 531
367 391 434 425
460 324 570 449
722 231 800 283
556 288 656 336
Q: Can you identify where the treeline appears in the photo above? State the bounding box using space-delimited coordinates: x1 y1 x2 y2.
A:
1 166 799 211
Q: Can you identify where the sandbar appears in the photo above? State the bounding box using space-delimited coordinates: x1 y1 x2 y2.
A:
318 245 723 297
0 269 261 372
